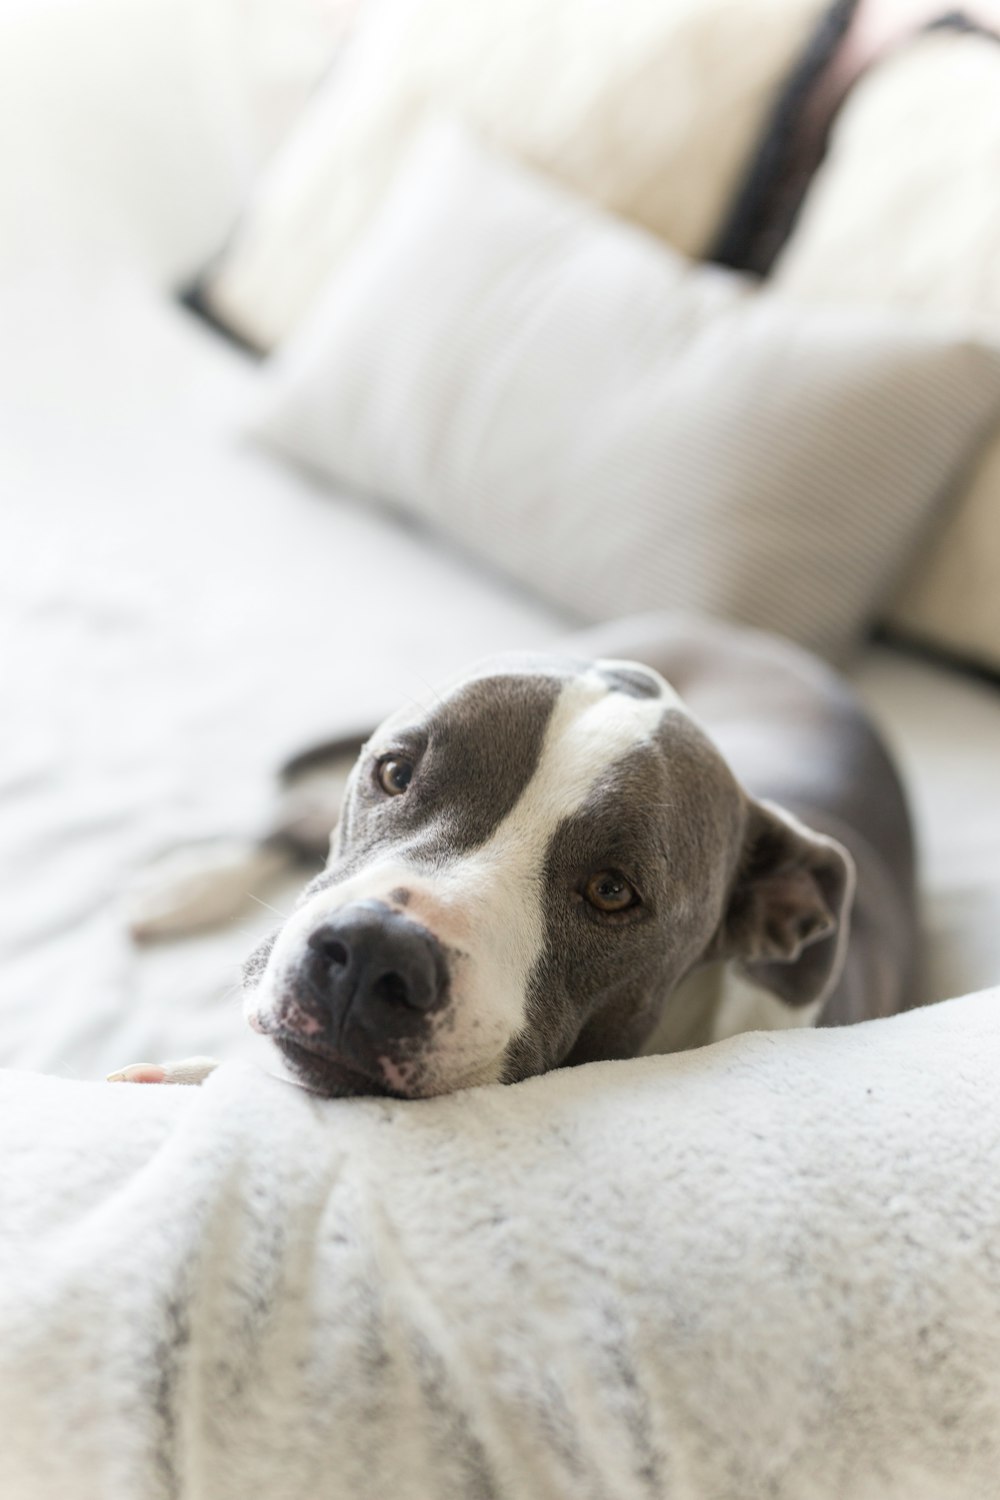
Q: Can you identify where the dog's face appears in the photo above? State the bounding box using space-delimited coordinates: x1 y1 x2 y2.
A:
244 654 853 1098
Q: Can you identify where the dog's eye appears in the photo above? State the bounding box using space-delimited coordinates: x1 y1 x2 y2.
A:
377 757 413 796
583 870 639 913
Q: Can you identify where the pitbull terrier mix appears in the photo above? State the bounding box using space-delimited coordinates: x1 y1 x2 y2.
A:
111 614 918 1098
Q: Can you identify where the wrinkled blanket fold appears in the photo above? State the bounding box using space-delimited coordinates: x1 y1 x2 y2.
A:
3 989 1000 1499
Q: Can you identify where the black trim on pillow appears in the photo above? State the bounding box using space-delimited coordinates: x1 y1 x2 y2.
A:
707 0 859 277
872 625 1000 693
176 277 265 358
708 4 1000 279
170 23 362 358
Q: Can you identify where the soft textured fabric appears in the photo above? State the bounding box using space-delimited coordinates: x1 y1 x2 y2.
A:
250 121 1000 662
198 0 827 348
772 28 1000 674
4 989 1000 1500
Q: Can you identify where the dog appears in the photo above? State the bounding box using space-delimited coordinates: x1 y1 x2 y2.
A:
109 613 919 1097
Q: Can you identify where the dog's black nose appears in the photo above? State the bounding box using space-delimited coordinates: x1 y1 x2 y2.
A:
303 902 447 1032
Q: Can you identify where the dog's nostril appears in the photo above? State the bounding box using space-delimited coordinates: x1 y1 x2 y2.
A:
371 971 411 1008
312 935 349 967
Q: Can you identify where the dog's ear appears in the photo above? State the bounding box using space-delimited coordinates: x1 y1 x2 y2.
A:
709 799 856 1009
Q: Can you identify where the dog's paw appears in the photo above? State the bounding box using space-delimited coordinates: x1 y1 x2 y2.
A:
106 1057 220 1086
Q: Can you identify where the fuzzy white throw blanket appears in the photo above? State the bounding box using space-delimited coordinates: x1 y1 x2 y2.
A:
3 990 1000 1500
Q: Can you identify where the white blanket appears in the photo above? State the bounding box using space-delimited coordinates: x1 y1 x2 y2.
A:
3 989 1000 1500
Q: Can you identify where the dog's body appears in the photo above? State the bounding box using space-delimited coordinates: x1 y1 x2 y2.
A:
112 614 918 1097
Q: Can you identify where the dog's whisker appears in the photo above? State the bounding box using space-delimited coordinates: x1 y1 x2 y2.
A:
246 891 289 919
395 692 429 719
410 670 447 710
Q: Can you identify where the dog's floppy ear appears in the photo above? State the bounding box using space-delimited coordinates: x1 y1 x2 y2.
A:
709 799 856 1009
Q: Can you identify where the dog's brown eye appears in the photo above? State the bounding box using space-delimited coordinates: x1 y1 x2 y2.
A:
584 870 639 913
377 757 413 796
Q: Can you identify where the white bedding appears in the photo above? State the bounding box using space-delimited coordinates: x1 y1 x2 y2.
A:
2 269 1000 1085
4 989 1000 1500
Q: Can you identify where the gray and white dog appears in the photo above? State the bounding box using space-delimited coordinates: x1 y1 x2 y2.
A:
113 614 918 1097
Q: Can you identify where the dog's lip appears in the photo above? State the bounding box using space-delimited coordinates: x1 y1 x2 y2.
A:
271 1032 397 1098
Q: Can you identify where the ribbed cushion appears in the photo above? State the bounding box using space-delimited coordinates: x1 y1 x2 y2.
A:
771 28 1000 675
250 121 1000 662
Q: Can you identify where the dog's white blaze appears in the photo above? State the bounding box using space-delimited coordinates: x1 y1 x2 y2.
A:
251 667 681 1093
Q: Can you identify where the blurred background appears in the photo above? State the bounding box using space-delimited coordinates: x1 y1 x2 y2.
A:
2 0 1000 1086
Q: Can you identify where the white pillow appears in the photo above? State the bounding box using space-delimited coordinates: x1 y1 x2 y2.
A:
201 0 828 348
250 121 1000 661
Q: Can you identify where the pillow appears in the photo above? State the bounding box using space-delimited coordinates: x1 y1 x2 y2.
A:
249 121 1000 663
209 0 362 165
197 0 829 349
771 28 1000 676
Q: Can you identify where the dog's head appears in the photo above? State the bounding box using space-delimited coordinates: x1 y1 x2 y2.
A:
244 654 854 1097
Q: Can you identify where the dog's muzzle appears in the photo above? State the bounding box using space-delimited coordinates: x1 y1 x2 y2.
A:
270 900 450 1094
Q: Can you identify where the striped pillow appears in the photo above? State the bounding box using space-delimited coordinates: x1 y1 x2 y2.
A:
250 120 1000 662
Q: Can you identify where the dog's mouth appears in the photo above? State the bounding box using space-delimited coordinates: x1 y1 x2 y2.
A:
270 1032 402 1099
